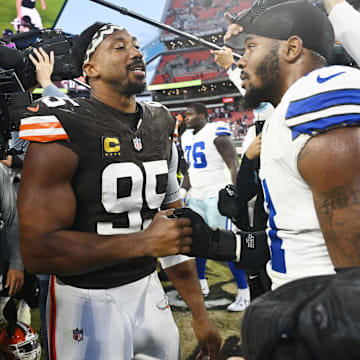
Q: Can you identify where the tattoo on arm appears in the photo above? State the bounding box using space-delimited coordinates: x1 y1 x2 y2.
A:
315 184 360 267
317 185 360 216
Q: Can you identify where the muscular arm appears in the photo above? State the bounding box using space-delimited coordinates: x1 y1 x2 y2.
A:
298 127 360 268
181 170 191 191
18 142 192 275
325 0 360 65
214 135 239 183
210 47 245 95
164 259 221 359
162 199 222 359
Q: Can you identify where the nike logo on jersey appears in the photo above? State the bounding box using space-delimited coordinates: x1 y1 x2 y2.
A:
27 104 40 112
317 71 345 84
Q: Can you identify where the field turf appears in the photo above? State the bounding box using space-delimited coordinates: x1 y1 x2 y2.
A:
0 0 66 35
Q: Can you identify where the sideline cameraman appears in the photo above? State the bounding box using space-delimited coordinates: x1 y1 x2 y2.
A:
0 163 22 298
0 163 24 332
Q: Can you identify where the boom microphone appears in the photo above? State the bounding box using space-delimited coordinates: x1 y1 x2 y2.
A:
90 0 242 59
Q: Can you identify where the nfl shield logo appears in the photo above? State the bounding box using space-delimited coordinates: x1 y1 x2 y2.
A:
133 137 143 152
73 328 84 343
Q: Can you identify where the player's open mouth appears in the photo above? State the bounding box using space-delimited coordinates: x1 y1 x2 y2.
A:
128 64 146 77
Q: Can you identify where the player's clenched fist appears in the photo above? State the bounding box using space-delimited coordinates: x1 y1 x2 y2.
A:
143 209 192 257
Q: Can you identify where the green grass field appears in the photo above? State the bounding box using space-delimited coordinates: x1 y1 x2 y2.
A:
167 260 245 360
0 0 66 35
19 260 244 360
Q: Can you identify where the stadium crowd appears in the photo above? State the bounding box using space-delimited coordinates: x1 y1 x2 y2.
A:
0 0 359 359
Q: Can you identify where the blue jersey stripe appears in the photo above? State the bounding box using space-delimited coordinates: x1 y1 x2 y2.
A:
291 113 360 139
216 127 231 131
216 131 231 136
262 179 286 274
286 89 360 119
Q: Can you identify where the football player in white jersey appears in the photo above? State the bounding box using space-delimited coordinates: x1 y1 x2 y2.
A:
174 1 360 293
236 1 360 288
181 103 250 311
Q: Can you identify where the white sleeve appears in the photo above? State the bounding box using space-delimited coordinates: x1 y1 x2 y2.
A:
162 142 181 204
328 1 360 65
159 254 194 269
227 67 245 96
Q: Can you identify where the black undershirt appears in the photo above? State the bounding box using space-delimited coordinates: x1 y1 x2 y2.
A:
22 0 36 9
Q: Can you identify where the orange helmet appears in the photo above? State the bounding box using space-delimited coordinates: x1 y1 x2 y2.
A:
0 322 41 360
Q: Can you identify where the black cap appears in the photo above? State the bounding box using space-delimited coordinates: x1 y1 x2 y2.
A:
242 268 360 360
247 1 335 61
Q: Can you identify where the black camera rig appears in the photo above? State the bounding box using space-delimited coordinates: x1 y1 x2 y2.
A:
0 28 81 159
0 69 31 159
0 28 80 90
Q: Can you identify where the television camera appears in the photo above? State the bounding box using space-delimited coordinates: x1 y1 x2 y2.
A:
0 29 80 159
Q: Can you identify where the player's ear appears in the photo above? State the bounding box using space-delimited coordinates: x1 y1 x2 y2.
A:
199 113 206 121
284 36 303 63
83 61 99 80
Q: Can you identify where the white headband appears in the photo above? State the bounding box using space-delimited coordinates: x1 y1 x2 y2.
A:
83 24 124 74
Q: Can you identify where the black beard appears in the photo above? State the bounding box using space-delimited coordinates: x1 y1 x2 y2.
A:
244 86 270 110
244 42 280 110
122 80 146 96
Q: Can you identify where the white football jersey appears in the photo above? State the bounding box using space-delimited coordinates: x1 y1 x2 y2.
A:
181 121 232 199
260 65 360 288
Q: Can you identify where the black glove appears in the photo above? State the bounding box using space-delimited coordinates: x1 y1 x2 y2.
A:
218 185 251 230
170 207 237 261
218 184 238 219
170 208 270 269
